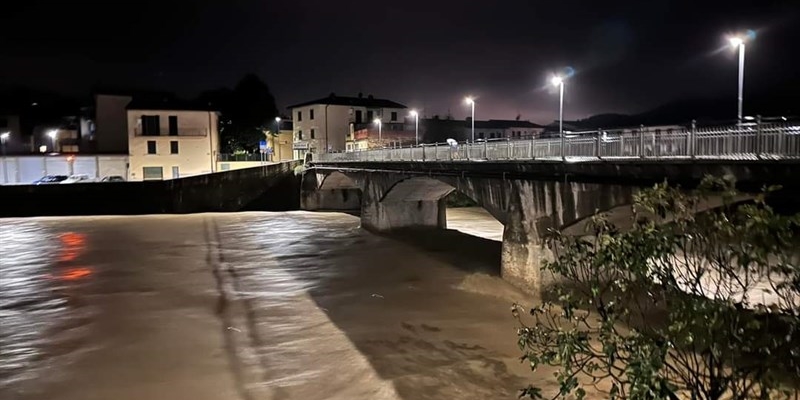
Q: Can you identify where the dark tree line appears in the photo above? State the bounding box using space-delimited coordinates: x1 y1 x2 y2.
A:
197 74 279 154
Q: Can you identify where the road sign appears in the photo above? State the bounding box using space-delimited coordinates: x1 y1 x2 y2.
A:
259 140 267 153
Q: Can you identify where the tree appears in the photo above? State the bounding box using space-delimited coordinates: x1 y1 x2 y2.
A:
197 74 278 153
514 177 800 399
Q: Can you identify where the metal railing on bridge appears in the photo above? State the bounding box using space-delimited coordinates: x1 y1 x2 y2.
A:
315 119 800 163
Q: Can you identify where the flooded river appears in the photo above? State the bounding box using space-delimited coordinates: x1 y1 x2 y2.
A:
0 208 550 400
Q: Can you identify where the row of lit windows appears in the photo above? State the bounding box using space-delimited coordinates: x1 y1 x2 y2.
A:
296 109 399 123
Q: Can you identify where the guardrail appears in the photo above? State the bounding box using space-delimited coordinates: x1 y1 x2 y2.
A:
316 120 800 162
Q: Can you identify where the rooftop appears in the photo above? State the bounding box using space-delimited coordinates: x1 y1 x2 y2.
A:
126 96 218 112
287 93 406 109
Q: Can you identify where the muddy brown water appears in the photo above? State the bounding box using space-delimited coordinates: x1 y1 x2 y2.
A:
0 208 561 400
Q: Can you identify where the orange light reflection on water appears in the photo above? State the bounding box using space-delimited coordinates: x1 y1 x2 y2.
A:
57 232 87 263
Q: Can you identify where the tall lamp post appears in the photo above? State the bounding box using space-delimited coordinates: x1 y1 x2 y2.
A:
274 116 281 161
465 97 475 142
47 129 58 153
551 76 566 160
728 35 747 124
0 132 8 184
374 118 382 147
409 110 419 146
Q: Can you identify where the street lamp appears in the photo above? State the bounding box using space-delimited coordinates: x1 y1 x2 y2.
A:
728 35 747 124
374 118 382 146
47 129 58 152
464 97 475 142
409 110 419 146
551 76 566 160
0 132 9 156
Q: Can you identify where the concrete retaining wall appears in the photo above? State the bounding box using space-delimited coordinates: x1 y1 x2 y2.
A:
0 161 301 218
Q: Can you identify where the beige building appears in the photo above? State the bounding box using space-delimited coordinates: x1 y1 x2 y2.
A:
126 99 220 181
288 93 407 156
268 118 294 161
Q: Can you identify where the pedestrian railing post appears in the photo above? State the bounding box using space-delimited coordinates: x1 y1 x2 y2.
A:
639 124 645 158
560 133 566 161
507 138 512 159
483 140 488 159
756 115 762 159
690 119 696 159
596 129 602 159
529 136 534 159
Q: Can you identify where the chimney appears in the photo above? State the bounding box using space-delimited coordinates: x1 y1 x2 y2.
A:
367 94 374 100
358 92 363 98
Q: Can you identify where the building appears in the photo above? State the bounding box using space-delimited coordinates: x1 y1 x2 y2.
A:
268 118 294 161
288 93 407 155
422 117 543 143
126 98 219 181
347 127 416 151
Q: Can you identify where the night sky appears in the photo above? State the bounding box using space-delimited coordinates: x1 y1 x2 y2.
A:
2 0 798 123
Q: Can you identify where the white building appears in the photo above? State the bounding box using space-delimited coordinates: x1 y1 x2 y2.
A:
288 93 407 156
126 99 220 181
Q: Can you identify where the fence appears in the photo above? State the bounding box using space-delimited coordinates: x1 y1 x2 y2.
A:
316 120 800 163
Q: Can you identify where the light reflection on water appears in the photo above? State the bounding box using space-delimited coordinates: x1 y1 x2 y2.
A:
0 223 94 391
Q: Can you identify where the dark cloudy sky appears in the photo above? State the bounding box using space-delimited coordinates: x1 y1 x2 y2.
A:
1 0 798 123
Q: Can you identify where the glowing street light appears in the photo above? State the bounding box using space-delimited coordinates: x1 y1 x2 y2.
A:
374 118 382 145
728 35 748 124
551 75 566 160
464 97 475 142
0 131 9 157
274 116 281 134
47 129 58 152
409 110 419 146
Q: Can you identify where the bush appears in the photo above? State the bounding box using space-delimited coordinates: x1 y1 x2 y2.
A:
514 177 800 399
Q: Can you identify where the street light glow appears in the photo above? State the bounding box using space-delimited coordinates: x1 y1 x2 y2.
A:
47 129 58 139
409 110 418 117
728 36 744 48
0 132 9 140
551 76 564 87
464 96 474 105
373 118 381 125
275 116 281 122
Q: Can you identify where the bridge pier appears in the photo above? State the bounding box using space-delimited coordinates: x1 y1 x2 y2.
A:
302 188 362 212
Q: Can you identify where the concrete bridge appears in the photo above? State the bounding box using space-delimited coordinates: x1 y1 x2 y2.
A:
302 124 800 292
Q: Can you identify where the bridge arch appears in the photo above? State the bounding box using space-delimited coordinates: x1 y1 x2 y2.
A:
319 171 359 191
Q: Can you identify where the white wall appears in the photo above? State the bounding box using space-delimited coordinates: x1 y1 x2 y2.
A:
293 104 408 153
0 155 128 184
127 110 219 181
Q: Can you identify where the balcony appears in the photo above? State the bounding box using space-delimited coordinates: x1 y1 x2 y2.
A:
134 127 207 136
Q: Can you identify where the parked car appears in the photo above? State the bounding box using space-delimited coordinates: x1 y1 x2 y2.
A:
33 175 68 185
60 174 92 184
100 175 126 182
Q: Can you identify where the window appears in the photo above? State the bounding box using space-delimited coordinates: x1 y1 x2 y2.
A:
141 115 160 136
147 140 157 154
297 111 302 121
298 130 303 140
310 129 316 139
170 141 179 154
310 109 314 119
367 110 374 121
355 110 363 123
391 111 397 121
168 116 178 136
143 166 163 180
171 166 180 179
